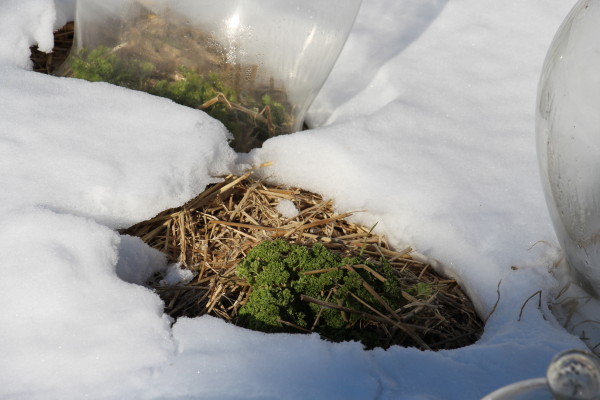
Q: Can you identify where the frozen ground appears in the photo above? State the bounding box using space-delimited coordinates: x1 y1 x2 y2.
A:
0 0 587 399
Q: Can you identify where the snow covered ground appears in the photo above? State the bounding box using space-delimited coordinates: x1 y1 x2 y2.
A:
0 0 589 398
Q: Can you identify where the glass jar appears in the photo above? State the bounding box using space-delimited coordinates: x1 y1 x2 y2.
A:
536 0 600 298
482 350 600 400
61 0 362 152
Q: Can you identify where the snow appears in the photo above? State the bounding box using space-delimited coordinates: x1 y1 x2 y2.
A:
159 263 194 286
276 199 299 219
0 0 590 398
115 235 167 285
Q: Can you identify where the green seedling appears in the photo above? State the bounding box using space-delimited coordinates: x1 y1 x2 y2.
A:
408 282 434 299
236 239 405 348
67 46 155 89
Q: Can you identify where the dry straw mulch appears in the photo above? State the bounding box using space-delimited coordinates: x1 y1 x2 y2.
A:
121 167 483 350
32 22 483 351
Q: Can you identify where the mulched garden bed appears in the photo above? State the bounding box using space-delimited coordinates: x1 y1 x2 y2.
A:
120 169 483 350
32 22 484 351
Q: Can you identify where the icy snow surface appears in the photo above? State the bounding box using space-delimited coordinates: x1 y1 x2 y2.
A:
0 0 588 399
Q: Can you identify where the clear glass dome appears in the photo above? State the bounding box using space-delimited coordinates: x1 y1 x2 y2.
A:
61 0 362 152
482 350 600 400
536 0 600 297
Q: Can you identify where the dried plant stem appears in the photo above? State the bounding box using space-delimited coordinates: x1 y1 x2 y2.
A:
199 93 275 134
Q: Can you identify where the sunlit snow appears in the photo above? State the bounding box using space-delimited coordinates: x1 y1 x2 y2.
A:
0 0 587 399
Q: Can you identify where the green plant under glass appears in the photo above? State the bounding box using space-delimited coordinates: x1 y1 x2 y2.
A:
64 45 291 152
